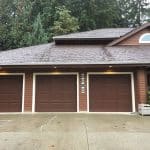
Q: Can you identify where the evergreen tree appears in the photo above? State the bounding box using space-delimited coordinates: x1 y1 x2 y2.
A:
0 0 150 50
22 13 48 46
51 6 79 36
116 0 149 27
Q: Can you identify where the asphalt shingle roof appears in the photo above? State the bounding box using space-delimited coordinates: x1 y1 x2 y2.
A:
53 28 134 40
0 43 150 65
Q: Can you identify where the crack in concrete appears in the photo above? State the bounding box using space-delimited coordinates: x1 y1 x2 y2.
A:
83 120 90 150
40 115 57 132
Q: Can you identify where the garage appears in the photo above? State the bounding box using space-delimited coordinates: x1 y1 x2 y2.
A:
0 75 23 112
35 74 77 112
88 74 133 112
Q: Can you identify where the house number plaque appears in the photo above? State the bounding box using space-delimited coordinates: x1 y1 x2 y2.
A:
80 73 85 93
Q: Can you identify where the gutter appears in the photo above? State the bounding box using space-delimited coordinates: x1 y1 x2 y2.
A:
1 63 150 69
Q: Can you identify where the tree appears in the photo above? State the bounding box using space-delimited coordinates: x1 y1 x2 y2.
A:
0 0 150 50
64 0 120 30
0 0 33 50
0 0 17 50
51 6 79 36
116 0 149 27
21 13 48 46
142 5 150 22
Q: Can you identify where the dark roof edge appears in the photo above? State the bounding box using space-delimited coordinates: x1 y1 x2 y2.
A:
1 63 150 67
53 28 133 41
107 22 150 46
53 37 117 41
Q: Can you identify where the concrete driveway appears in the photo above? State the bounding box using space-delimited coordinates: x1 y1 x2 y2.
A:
0 113 150 150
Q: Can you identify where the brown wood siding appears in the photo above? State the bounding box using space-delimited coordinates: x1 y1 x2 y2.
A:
89 74 132 112
118 28 150 45
35 75 77 112
136 69 147 104
24 72 33 112
0 76 22 112
134 73 138 110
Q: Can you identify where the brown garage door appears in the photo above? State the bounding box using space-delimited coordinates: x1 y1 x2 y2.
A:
0 75 23 112
35 75 77 112
89 74 132 112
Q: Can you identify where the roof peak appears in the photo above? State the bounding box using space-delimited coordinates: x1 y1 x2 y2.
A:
108 22 150 46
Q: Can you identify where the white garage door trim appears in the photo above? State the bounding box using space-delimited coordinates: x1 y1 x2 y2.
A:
32 72 79 113
87 72 136 113
0 73 25 113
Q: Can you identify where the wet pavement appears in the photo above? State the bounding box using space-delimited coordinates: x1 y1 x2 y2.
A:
0 113 150 150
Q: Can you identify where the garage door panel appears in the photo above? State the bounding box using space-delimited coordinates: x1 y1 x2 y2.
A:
91 103 131 112
118 102 132 112
91 101 117 111
0 103 9 112
0 103 21 112
37 102 76 112
9 103 21 112
37 98 76 103
117 105 131 112
0 76 23 112
0 97 19 102
89 74 132 112
48 99 76 103
36 94 76 102
35 75 77 112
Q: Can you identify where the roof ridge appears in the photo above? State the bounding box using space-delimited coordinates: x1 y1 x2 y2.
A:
53 28 133 40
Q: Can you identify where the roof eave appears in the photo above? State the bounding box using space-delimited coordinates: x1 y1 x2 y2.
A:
1 63 150 68
53 37 118 41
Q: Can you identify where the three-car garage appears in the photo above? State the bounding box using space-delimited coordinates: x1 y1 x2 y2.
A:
0 72 135 113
